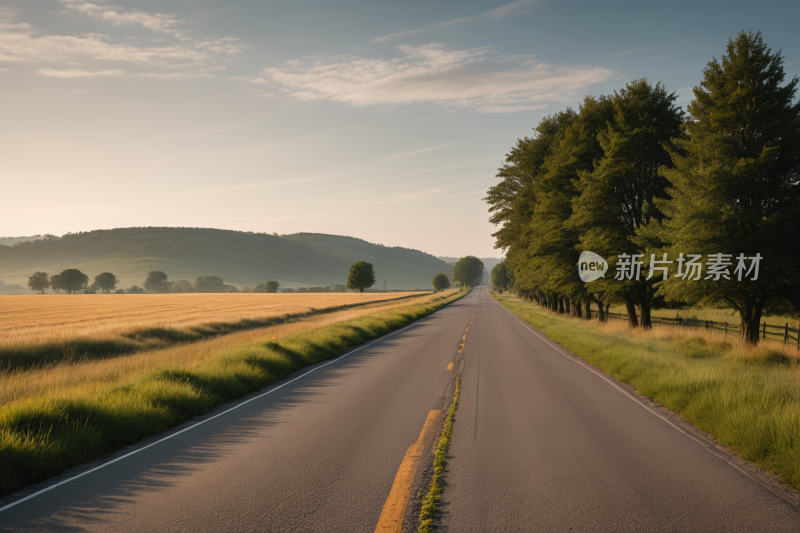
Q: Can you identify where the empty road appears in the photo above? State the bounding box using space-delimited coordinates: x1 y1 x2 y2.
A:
1 286 799 532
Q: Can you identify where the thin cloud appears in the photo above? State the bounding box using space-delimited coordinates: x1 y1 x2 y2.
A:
383 141 459 160
372 0 542 44
266 44 616 113
37 67 124 77
202 174 347 192
0 17 244 78
64 4 180 34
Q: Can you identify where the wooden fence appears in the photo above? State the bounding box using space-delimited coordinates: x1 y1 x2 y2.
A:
605 312 800 349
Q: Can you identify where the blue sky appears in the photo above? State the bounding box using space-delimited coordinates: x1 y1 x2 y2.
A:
1 0 798 257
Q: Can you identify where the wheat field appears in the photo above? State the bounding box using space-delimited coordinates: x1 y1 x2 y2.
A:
1 292 422 343
0 292 430 371
0 291 453 408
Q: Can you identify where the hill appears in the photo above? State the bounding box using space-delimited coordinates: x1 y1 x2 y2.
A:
0 227 452 291
283 233 451 291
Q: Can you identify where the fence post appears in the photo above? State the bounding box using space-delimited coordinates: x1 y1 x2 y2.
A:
785 322 789 344
762 322 766 339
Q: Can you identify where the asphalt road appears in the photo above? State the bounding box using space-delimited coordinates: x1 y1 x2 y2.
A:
439 286 800 532
2 286 799 532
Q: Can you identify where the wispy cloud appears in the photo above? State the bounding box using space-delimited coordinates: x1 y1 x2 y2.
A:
0 12 244 79
372 0 543 44
266 44 616 113
202 174 347 192
37 67 124 77
383 141 459 159
63 3 181 34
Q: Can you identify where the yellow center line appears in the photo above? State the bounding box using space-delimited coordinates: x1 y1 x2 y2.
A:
375 410 442 533
446 362 454 370
462 335 467 340
465 326 469 332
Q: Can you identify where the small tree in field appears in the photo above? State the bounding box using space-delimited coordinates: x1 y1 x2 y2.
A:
59 268 89 294
50 274 64 294
347 261 376 294
28 272 50 294
144 271 169 293
194 275 226 292
432 273 450 292
265 280 279 293
93 272 118 294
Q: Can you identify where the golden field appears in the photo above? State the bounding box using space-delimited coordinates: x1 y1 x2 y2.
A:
0 291 451 408
0 292 424 346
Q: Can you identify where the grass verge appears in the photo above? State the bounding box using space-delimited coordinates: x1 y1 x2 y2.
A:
418 375 461 533
0 290 467 498
492 291 800 491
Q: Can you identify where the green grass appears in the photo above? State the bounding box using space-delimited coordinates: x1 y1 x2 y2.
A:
0 290 468 498
493 291 800 491
418 375 461 533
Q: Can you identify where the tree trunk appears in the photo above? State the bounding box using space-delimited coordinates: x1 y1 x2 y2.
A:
740 297 765 345
597 301 606 322
575 299 583 318
636 283 653 329
584 299 592 320
564 297 571 314
558 296 565 314
624 296 639 327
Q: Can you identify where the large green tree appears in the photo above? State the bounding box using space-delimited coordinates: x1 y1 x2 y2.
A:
432 273 451 292
144 271 169 293
657 31 800 344
452 256 485 287
27 271 50 294
569 79 684 327
347 261 376 294
59 268 89 294
93 272 118 294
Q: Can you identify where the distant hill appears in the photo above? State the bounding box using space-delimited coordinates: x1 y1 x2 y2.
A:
284 233 451 291
0 227 453 290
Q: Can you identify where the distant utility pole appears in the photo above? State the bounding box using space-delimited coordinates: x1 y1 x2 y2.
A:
384 280 386 293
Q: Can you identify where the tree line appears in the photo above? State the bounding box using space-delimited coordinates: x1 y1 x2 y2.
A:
26 260 395 295
485 32 799 344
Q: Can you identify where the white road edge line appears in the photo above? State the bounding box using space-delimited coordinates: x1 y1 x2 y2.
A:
0 321 423 513
490 294 799 510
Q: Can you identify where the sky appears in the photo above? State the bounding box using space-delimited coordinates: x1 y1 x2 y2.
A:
1 0 798 258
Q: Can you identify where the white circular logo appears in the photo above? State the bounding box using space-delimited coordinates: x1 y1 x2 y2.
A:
578 251 608 282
